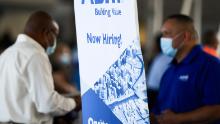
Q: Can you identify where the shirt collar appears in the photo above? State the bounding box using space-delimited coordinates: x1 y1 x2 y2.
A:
171 45 201 65
16 34 45 53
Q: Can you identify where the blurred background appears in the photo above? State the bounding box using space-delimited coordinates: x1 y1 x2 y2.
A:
0 0 220 61
0 0 220 123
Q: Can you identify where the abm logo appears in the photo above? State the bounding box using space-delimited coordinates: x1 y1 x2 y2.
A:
82 0 121 4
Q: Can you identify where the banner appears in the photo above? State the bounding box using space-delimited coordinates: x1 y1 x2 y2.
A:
74 0 150 123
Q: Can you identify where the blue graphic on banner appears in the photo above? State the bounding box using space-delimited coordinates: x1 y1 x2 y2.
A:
82 89 121 124
91 40 149 124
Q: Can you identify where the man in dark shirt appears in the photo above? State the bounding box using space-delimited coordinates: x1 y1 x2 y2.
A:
151 14 220 124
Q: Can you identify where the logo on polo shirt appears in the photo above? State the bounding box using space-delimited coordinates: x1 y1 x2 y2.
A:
179 75 189 82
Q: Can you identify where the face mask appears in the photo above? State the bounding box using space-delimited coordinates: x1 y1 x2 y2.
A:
46 39 57 55
59 53 71 65
160 37 177 57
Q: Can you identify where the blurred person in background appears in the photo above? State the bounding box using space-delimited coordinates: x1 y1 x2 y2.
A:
50 42 82 124
50 42 79 95
151 14 220 124
146 33 172 110
202 30 219 58
0 11 81 124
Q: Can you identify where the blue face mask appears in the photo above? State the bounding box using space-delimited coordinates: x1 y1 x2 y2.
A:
59 53 71 65
46 39 57 55
160 37 177 57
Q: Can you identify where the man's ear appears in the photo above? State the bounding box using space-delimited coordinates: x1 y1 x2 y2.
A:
184 31 191 42
44 28 54 42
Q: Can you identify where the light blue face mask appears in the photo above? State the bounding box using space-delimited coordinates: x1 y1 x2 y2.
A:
160 37 177 57
60 53 71 65
46 39 57 55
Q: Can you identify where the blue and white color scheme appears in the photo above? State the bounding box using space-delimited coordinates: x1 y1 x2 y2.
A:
74 0 149 123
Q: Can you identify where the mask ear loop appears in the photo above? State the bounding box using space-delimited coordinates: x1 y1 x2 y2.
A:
173 32 184 41
173 32 185 49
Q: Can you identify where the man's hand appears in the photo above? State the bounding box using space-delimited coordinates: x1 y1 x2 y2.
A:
157 109 181 124
72 95 82 112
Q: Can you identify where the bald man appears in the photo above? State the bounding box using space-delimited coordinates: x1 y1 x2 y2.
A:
0 11 81 123
151 14 220 124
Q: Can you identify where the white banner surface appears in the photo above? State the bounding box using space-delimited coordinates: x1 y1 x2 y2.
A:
74 0 150 123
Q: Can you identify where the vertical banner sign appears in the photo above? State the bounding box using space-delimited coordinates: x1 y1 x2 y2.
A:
74 0 150 124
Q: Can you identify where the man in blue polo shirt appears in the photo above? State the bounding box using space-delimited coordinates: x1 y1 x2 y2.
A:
151 14 220 124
